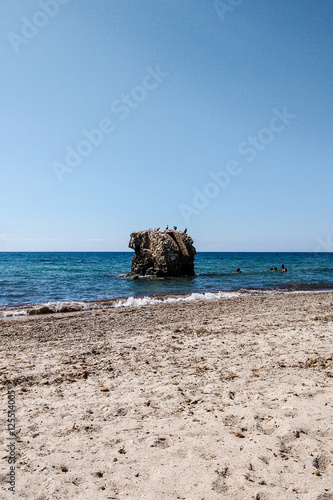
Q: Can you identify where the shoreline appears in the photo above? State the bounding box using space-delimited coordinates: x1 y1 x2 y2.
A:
0 291 333 498
1 286 333 320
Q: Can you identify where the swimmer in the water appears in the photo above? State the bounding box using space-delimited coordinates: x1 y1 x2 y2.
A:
236 268 242 273
281 264 287 273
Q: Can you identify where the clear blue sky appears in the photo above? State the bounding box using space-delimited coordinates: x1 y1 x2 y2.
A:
1 0 332 251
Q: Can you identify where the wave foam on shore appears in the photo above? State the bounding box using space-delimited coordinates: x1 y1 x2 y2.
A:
113 288 279 308
0 301 103 319
0 287 322 318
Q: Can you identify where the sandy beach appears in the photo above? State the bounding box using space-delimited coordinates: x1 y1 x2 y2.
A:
1 291 333 499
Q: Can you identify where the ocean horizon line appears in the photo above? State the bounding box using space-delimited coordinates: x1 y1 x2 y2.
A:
0 250 331 254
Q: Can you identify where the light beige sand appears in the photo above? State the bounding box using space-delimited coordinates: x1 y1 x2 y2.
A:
1 291 333 500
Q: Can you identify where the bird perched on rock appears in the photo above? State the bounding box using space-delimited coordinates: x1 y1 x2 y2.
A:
156 227 160 231
173 226 177 230
166 225 169 230
184 228 187 234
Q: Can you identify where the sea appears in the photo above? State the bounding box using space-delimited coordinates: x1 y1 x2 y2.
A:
0 252 332 317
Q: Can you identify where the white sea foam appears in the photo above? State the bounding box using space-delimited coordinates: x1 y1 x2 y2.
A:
0 301 103 318
1 308 28 318
113 290 244 308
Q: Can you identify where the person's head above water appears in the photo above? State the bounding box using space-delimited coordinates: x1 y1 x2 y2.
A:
236 268 242 273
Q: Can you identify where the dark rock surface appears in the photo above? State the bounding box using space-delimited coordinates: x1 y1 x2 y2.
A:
129 229 196 277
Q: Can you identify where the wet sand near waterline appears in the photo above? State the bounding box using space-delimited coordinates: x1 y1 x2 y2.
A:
0 291 333 499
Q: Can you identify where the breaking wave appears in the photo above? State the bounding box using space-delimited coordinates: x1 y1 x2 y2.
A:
113 289 278 308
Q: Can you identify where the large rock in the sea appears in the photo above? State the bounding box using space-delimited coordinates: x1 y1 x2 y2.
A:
129 229 196 277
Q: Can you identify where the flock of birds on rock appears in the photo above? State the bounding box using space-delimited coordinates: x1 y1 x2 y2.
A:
150 226 187 233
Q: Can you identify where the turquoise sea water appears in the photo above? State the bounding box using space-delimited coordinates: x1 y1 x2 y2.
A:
0 252 332 311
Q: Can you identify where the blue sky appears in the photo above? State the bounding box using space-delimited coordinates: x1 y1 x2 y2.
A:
0 0 332 251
